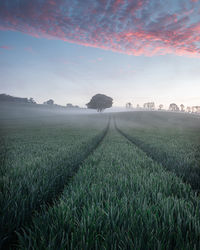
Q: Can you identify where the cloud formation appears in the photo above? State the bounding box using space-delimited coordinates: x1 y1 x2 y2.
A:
0 45 12 50
0 0 200 56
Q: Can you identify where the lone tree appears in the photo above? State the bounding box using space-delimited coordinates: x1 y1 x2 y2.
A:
86 94 113 112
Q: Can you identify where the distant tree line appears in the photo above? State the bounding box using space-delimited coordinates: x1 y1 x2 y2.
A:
43 99 54 105
125 100 200 113
0 94 81 109
43 100 80 108
66 103 80 109
0 94 36 104
167 103 200 113
1 93 199 113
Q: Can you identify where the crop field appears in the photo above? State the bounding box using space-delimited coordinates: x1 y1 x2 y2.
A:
115 111 200 191
1 105 200 249
0 104 109 248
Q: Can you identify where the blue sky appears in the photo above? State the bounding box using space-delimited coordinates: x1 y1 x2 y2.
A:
0 0 200 108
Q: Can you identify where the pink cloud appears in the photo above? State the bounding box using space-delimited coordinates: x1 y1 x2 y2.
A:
0 0 200 57
0 45 12 50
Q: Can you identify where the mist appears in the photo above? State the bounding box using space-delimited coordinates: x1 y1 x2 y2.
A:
1 0 200 249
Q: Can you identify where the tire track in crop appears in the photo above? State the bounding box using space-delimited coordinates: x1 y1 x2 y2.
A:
48 116 111 203
60 116 110 189
1 118 110 250
113 116 160 166
113 116 200 192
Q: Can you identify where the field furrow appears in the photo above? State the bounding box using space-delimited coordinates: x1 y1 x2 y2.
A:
18 123 200 250
0 115 109 249
115 112 200 191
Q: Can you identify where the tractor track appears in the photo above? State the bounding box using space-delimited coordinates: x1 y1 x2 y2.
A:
2 118 110 250
113 116 161 165
114 116 200 194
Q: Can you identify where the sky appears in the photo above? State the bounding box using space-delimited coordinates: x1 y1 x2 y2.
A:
0 0 200 108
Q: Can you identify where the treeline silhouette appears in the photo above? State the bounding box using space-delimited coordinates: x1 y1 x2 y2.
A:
0 94 36 104
126 101 200 113
0 94 81 109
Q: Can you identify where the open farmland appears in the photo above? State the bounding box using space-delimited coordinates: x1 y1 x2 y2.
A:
0 103 109 248
1 106 200 249
115 111 200 191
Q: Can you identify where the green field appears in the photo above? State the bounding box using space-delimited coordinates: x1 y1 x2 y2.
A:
1 104 200 249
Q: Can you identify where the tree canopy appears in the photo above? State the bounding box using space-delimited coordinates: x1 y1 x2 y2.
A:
143 102 155 110
86 94 113 112
43 99 54 105
0 94 36 104
169 103 179 111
